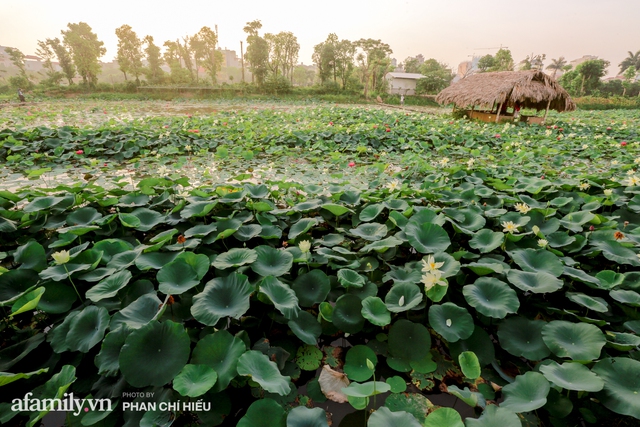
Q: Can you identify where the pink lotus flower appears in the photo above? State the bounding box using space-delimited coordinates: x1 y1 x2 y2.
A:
606 127 612 130
27 111 32 116
187 114 192 118
621 141 627 146
494 134 501 138
103 110 107 114
76 150 83 155
187 129 199 133
348 161 355 167
223 122 227 126
373 125 378 129
329 121 333 126
386 128 391 132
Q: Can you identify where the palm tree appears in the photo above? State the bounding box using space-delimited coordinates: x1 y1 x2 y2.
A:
619 50 640 74
546 57 567 79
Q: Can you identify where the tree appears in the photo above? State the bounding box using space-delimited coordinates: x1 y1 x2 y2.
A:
280 32 299 83
243 21 269 86
62 22 106 87
520 53 545 70
115 25 143 84
313 33 338 85
622 65 637 96
36 40 63 85
576 59 609 95
163 40 190 84
334 39 355 90
546 57 567 78
142 36 163 84
416 59 454 94
477 54 495 72
194 26 223 85
47 38 75 85
402 56 422 73
492 49 514 71
177 37 195 82
619 50 640 74
5 47 32 89
354 39 392 99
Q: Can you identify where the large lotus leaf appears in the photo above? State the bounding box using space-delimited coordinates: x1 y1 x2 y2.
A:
388 319 431 363
86 270 132 302
191 329 247 392
0 368 48 387
184 223 218 238
173 364 218 397
344 345 377 381
610 289 640 306
463 277 519 319
509 248 563 277
286 406 329 427
449 325 495 367
539 361 604 392
458 351 481 380
25 364 76 427
111 293 162 330
591 239 640 266
175 251 210 280
507 270 564 294
91 239 135 264
592 357 640 419
360 236 404 253
384 392 434 424
361 296 391 326
606 332 640 351
566 292 609 312
423 407 464 427
289 218 318 240
445 206 486 234
559 210 595 232
367 407 420 427
288 310 322 345
66 305 110 353
66 206 102 226
0 269 39 305
259 276 300 319
119 320 190 387
342 381 391 397
237 350 291 395
465 405 522 427
383 267 422 285
237 398 286 427
433 252 461 278
445 385 486 407
95 325 132 376
135 252 178 270
406 222 451 254
37 282 76 314
129 208 165 231
544 388 573 419
385 283 423 313
296 345 323 371
157 258 200 295
542 321 606 361
465 258 509 276
596 270 625 290
213 248 257 269
106 248 142 270
251 245 294 277
337 269 366 288
359 203 385 222
180 200 217 219
191 273 253 326
40 249 103 282
14 241 47 272
292 269 330 307
350 223 388 241
428 303 474 343
497 317 550 360
322 203 353 217
10 287 45 317
48 311 78 353
500 371 550 412
332 294 365 334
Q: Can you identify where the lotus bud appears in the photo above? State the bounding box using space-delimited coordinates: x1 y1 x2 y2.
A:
52 250 70 265
366 359 375 371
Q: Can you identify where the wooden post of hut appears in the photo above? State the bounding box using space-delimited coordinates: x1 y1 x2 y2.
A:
495 101 504 123
542 100 551 124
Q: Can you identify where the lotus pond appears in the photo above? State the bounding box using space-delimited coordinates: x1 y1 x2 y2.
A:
1 100 640 427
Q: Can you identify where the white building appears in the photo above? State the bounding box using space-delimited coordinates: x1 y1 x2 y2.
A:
385 72 425 95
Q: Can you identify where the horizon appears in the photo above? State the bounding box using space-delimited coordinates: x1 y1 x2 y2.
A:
2 0 638 77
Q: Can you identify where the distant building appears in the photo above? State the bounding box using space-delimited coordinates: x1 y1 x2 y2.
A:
455 56 480 82
219 48 241 68
385 72 425 95
568 55 599 70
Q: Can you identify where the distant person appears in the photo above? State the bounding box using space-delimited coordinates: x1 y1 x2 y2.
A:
400 94 405 106
18 88 25 103
514 102 521 118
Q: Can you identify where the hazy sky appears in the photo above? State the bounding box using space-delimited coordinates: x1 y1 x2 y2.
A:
2 0 638 76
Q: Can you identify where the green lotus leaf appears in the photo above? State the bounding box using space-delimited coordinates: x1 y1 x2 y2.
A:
213 248 258 269
191 329 247 392
465 405 522 427
180 200 217 219
37 282 76 314
458 351 481 379
288 310 322 345
157 258 200 295
292 269 330 307
383 267 422 285
342 381 390 397
386 376 407 393
65 305 110 353
428 303 474 343
559 210 595 232
344 345 377 381
25 365 76 427
332 294 365 334
507 270 564 294
509 248 563 277
49 311 78 353
174 251 210 279
0 368 49 387
86 270 132 302
337 268 366 288
66 206 102 226
235 224 263 241
191 273 253 326
293 199 323 212
463 277 519 319
361 296 391 326
448 325 495 367
251 245 294 277
349 223 388 241
563 266 601 287
128 207 165 231
388 319 431 363
406 222 451 254
237 398 286 427
111 293 161 330
610 289 640 306
546 231 576 248
40 249 103 281
286 406 329 427
592 357 640 419
385 283 423 312
0 269 39 305
544 388 573 418
95 325 132 376
295 345 323 371
500 371 550 412
184 223 218 238
0 333 43 372
14 241 47 272
423 407 464 427
259 276 300 319
360 236 404 253
433 252 460 278
384 392 433 423
237 350 291 395
208 218 242 242
565 292 609 312
465 258 509 276
367 407 420 427
541 320 606 361
135 252 178 270
24 195 73 212
596 270 626 289
11 287 45 317
322 203 353 217
591 239 640 266
289 218 318 240
119 320 190 387
119 212 141 228
624 320 640 334
359 203 385 222
497 317 550 360
446 385 486 408
606 332 640 351
173 364 218 397
539 361 604 392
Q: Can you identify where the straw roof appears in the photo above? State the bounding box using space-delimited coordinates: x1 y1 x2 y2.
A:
436 70 576 112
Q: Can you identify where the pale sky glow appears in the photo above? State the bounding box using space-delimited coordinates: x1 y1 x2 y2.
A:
2 0 638 76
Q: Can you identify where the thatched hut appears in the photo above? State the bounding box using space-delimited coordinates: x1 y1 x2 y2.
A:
436 70 576 124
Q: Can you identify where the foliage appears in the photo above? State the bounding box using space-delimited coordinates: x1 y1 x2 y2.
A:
193 26 224 86
47 38 76 86
415 59 454 95
142 36 164 84
478 49 514 73
115 25 144 84
560 59 610 97
62 22 107 87
354 39 393 99
619 50 640 74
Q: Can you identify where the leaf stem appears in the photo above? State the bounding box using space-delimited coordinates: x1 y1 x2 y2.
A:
64 265 83 303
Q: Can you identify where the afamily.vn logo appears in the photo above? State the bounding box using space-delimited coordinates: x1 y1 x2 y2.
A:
11 392 113 416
